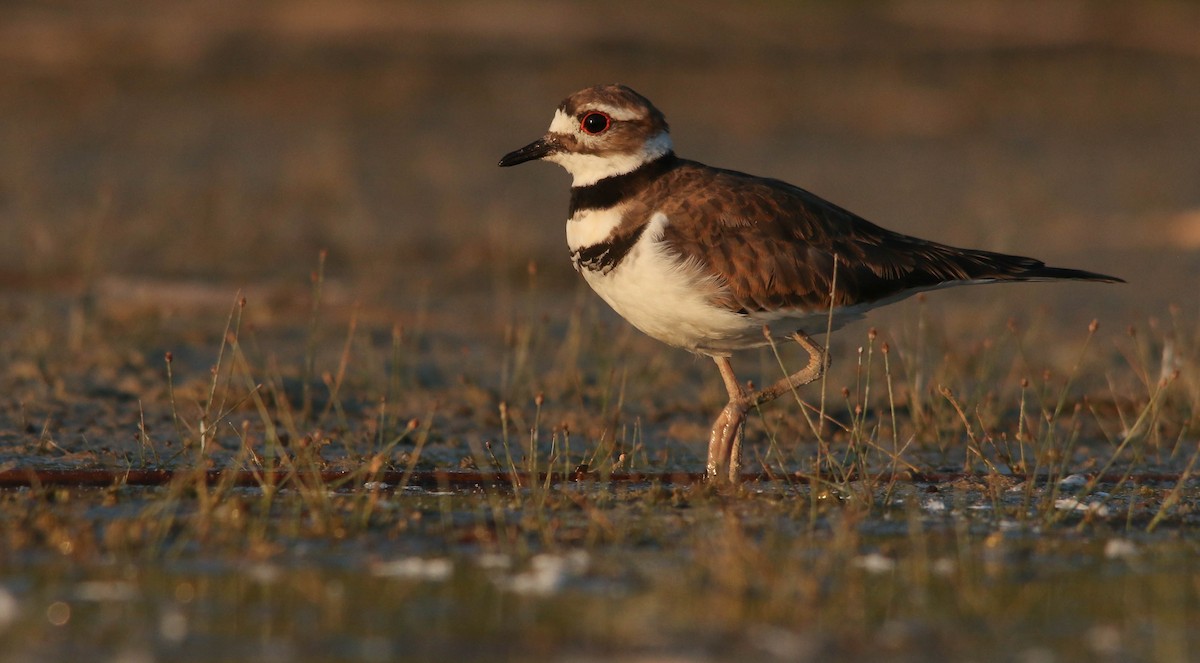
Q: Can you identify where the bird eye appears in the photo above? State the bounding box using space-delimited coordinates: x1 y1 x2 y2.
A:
580 112 611 135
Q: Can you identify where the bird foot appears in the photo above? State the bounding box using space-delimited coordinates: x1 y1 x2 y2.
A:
707 399 748 482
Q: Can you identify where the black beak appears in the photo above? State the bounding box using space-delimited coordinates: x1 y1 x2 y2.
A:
498 137 557 167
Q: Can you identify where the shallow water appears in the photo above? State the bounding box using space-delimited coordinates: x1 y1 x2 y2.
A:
2 479 1198 662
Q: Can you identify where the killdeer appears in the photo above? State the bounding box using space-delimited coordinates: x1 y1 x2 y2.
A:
499 84 1122 482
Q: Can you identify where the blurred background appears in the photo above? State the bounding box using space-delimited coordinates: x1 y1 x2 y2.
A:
1 0 1198 326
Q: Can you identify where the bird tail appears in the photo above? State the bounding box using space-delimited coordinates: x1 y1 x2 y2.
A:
945 247 1125 285
1009 265 1124 283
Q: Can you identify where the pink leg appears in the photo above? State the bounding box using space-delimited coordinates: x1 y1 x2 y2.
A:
706 356 748 479
705 332 827 482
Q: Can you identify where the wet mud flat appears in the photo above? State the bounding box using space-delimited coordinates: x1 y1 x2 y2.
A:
1 472 1199 662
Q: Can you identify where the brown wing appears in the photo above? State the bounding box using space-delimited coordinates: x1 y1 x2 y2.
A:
653 160 1119 315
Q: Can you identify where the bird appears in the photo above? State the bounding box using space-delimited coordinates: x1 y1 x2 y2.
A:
498 84 1122 482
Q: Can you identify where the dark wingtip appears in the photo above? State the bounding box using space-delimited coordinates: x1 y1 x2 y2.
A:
1025 267 1125 284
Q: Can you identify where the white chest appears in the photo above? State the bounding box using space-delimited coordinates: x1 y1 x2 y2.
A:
568 212 752 355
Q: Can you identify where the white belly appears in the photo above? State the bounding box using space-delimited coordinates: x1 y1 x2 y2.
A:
571 212 757 355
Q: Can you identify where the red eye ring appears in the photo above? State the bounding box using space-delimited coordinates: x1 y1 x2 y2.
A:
580 112 611 135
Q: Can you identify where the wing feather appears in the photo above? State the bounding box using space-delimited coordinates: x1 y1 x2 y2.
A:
647 161 1118 315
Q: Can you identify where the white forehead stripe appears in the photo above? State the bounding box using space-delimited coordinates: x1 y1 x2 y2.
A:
548 108 575 134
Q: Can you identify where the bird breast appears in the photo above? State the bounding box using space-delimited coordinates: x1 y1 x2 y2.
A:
570 211 755 355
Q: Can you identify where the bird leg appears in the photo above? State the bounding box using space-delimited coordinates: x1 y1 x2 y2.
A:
706 332 827 482
706 357 749 480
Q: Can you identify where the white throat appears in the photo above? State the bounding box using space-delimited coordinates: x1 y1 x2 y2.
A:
548 139 671 187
